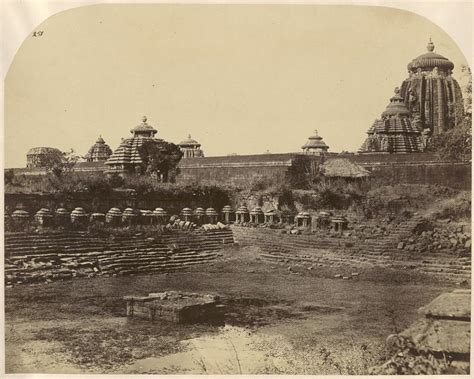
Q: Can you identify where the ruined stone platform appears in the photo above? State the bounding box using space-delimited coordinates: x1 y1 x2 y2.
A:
124 291 222 324
402 289 471 359
375 289 471 374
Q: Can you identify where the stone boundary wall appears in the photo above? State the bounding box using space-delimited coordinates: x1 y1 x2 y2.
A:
232 221 471 282
6 152 471 189
359 161 470 190
4 228 234 286
177 153 471 189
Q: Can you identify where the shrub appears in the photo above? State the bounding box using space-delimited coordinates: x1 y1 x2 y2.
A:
423 191 471 221
428 122 471 161
4 169 14 185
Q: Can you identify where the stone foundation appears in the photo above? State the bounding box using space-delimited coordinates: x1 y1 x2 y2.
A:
124 291 221 323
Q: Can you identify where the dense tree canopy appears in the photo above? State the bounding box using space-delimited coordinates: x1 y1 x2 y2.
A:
138 140 183 182
42 149 80 177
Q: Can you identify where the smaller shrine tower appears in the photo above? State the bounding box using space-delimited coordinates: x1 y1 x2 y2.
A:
301 130 329 155
359 88 425 153
84 136 112 162
178 134 204 159
26 147 62 168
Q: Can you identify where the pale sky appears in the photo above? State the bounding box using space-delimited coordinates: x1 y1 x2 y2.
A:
5 4 471 168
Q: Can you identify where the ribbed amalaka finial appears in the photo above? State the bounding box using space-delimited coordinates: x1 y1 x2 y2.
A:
427 38 435 52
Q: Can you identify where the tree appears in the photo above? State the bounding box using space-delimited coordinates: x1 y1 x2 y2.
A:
460 65 472 119
42 149 80 177
4 169 14 185
137 140 183 182
428 122 471 161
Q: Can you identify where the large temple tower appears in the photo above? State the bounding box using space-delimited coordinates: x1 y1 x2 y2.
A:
360 39 465 154
400 39 464 135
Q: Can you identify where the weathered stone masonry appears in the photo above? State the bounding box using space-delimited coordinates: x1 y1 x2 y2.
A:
231 218 471 282
4 228 234 286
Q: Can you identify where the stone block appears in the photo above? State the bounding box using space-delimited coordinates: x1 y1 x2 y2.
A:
418 290 470 319
401 318 470 354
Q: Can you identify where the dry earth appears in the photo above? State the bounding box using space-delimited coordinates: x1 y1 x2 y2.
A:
5 245 454 374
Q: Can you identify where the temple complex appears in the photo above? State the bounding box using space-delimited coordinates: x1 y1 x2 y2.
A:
359 88 424 153
26 147 62 168
179 135 204 159
83 136 112 162
105 116 164 175
8 39 470 188
301 130 329 155
401 39 464 135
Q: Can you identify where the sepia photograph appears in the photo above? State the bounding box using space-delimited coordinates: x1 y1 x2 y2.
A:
2 1 472 376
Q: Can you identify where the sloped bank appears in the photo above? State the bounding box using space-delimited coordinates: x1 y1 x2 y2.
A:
4 227 234 286
231 218 471 282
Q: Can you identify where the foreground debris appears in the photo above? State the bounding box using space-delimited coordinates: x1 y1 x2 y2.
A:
373 289 471 374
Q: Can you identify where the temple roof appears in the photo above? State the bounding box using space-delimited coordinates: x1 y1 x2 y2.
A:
27 147 61 155
96 136 105 144
105 137 154 166
367 117 421 135
321 158 370 178
130 116 157 136
407 39 454 73
301 130 329 150
84 135 112 161
381 87 411 117
179 134 201 147
360 88 423 153
106 117 163 169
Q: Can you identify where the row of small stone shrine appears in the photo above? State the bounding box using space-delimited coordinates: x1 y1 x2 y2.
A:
7 207 221 228
6 205 348 231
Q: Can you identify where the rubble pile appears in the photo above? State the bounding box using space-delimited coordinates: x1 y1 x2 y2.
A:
398 222 471 257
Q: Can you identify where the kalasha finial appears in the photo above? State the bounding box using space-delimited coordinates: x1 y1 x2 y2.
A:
142 116 147 123
427 38 435 52
394 87 400 95
314 129 319 136
188 134 191 139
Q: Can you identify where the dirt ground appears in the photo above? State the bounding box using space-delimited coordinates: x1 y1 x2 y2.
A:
4 245 453 374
